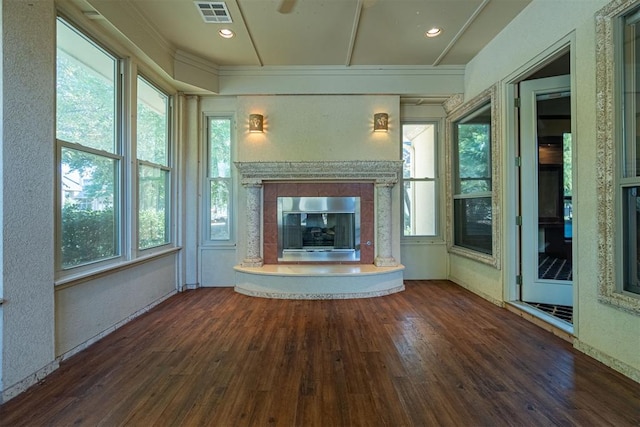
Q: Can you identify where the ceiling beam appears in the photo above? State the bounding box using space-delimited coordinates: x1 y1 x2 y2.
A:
432 0 491 66
235 0 264 67
345 0 364 66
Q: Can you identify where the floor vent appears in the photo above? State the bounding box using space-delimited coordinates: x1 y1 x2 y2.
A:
528 302 573 324
194 2 232 23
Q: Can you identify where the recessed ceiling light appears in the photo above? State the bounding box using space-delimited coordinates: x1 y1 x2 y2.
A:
218 28 234 39
425 27 442 38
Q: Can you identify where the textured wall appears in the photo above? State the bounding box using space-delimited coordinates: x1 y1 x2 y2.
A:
55 256 177 355
236 95 400 162
2 0 56 391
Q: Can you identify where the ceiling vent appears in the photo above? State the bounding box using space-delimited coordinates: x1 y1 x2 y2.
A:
194 2 232 23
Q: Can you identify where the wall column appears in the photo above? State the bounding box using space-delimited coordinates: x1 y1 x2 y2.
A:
181 95 200 288
374 180 397 267
1 0 57 403
242 180 263 267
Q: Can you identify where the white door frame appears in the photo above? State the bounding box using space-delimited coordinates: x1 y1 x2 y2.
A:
501 35 578 330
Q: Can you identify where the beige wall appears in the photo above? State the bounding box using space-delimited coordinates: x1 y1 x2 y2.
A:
236 95 400 162
55 256 177 356
449 254 503 305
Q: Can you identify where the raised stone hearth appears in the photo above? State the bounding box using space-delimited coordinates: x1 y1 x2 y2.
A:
234 264 405 299
234 161 404 299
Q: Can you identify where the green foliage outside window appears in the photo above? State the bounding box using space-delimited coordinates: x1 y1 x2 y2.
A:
138 164 169 249
452 102 493 255
137 78 169 166
61 205 117 268
138 209 167 249
137 77 171 250
60 147 119 268
456 123 491 194
209 118 232 240
210 119 231 177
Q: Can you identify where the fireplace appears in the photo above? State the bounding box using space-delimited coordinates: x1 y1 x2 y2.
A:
234 161 404 299
278 196 360 262
264 182 373 264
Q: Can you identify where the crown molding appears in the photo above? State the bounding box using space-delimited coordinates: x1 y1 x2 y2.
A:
218 65 465 77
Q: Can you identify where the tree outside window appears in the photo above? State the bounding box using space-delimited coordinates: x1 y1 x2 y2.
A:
208 118 232 241
137 76 171 250
453 103 493 255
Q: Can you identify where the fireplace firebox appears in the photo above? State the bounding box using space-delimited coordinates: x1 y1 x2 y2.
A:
277 196 360 262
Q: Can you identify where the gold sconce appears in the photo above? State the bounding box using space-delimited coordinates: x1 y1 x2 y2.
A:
374 113 388 132
249 114 264 133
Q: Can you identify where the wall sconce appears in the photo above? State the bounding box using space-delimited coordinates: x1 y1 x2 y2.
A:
249 114 264 133
374 113 388 132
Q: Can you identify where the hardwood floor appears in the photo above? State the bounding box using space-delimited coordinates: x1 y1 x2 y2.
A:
1 280 638 426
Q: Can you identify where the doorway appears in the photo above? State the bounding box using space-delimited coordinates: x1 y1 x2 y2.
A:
516 53 574 324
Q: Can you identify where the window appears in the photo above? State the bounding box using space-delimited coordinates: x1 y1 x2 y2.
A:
595 0 640 313
56 17 174 276
453 102 492 255
402 123 437 237
57 17 121 269
445 85 500 267
621 7 640 295
207 117 232 241
137 76 171 250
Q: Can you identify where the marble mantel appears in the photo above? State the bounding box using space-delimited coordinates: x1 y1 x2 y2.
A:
235 160 403 184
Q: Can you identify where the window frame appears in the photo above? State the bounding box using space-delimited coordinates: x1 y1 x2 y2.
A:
55 15 177 281
445 84 501 268
55 15 125 275
596 0 640 314
135 74 173 254
621 9 640 296
204 115 235 245
400 121 440 240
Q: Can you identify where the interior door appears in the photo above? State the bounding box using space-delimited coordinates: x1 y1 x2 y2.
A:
520 75 573 307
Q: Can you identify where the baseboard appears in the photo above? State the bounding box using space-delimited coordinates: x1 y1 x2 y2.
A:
0 360 59 404
448 275 504 307
574 339 640 383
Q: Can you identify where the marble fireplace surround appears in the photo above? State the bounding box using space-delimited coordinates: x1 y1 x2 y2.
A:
265 183 373 265
233 161 405 299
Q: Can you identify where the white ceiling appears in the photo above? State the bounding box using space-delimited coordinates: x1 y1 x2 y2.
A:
81 0 532 68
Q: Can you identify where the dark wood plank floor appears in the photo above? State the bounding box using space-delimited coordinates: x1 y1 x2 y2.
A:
1 280 638 426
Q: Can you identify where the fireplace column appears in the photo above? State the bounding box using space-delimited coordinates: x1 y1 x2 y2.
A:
242 179 263 267
375 180 397 267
